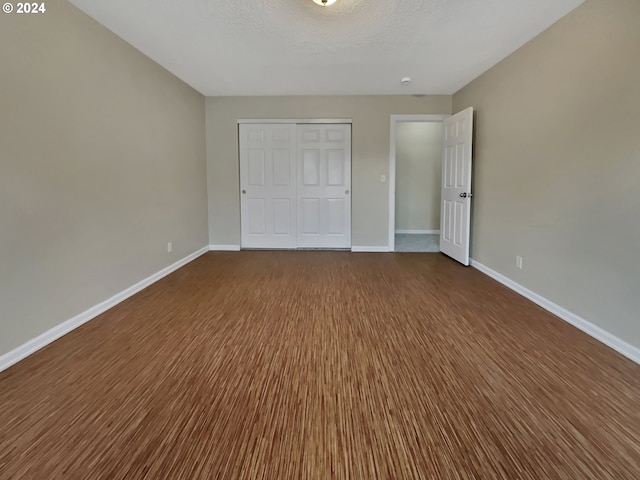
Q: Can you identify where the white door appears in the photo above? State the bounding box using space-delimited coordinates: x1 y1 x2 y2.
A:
239 124 297 249
297 125 352 249
440 107 474 265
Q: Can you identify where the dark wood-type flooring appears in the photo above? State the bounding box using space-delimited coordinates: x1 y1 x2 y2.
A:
1 252 639 479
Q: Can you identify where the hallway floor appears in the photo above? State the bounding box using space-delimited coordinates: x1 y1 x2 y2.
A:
395 233 440 252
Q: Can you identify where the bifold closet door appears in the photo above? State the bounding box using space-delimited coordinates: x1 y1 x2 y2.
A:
239 124 297 249
297 125 352 249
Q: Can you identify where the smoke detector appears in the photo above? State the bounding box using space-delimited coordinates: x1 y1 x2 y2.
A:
401 77 412 85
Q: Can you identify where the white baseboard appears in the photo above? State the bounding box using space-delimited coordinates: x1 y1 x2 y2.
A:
209 245 241 251
351 246 390 253
0 246 210 373
213 245 390 253
395 230 440 235
470 259 640 365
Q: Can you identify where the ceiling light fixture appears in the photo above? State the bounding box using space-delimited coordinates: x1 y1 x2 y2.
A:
312 0 338 6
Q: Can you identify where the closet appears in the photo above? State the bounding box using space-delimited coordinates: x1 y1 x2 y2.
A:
239 122 351 249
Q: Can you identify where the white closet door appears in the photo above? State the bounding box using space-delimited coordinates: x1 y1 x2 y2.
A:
239 124 297 249
297 125 352 249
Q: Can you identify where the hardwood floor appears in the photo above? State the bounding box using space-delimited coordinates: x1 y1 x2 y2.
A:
1 251 639 479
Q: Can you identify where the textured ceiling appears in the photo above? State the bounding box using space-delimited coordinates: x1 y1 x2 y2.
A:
67 0 584 96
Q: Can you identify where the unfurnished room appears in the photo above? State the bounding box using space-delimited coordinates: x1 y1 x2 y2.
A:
1 0 639 478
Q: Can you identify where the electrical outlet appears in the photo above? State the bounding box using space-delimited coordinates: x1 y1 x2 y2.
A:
167 242 172 253
516 256 523 269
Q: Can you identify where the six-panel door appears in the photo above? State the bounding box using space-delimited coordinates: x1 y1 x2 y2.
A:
440 108 473 265
239 124 298 249
239 123 352 249
297 125 352 249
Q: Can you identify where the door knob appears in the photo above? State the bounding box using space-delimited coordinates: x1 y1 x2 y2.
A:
242 190 246 194
459 192 467 198
345 190 350 195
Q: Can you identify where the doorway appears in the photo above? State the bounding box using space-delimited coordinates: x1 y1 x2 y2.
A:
389 115 448 252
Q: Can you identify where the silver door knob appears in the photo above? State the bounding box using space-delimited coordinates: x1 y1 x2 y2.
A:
459 192 467 198
242 190 246 194
345 190 350 194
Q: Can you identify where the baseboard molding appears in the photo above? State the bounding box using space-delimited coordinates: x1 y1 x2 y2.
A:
470 259 640 365
212 245 389 253
209 245 241 251
0 246 210 373
395 230 440 235
351 246 390 253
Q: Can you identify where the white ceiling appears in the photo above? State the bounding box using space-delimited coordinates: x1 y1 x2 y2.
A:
67 0 584 96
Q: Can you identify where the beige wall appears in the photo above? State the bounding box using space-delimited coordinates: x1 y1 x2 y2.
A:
453 0 640 348
0 2 208 356
206 96 451 247
395 122 442 232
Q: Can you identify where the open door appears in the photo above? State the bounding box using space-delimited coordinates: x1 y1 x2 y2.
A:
440 107 474 265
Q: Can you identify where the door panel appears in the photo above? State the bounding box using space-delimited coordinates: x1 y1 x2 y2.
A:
247 199 266 235
440 107 474 265
327 129 345 142
297 125 351 248
302 130 320 142
442 200 452 242
247 150 265 186
327 150 345 186
273 199 292 235
327 198 345 234
455 202 464 245
272 128 291 142
240 124 297 249
272 150 292 186
248 129 265 142
302 150 320 186
302 198 321 235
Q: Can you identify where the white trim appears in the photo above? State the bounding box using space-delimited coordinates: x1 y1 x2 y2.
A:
389 114 450 252
209 245 241 251
237 118 352 124
0 246 210 373
470 259 640 365
395 230 440 235
351 246 390 253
